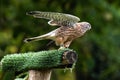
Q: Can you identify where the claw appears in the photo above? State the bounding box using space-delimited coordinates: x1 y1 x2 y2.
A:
58 46 65 50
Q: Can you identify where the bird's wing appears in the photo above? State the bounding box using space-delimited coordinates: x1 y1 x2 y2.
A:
26 11 80 27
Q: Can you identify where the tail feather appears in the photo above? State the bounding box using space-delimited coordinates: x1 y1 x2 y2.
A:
24 31 56 43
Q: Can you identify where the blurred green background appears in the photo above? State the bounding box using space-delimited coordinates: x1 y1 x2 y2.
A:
0 0 120 80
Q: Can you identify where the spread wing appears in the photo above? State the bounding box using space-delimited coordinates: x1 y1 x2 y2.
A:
26 11 80 27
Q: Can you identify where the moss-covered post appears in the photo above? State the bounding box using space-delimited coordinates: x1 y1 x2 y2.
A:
1 48 77 80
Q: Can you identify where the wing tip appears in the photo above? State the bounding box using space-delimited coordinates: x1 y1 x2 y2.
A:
26 11 39 15
26 11 34 15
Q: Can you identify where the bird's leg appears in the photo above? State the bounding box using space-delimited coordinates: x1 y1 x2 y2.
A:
58 41 72 49
64 41 72 48
59 45 65 50
55 37 66 50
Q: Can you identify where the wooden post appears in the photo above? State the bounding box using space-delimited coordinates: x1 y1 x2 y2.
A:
28 50 77 80
28 70 52 80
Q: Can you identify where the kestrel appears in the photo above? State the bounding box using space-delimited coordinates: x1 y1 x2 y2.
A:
24 11 91 48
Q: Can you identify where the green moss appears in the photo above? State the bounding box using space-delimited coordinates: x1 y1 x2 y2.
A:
1 48 73 72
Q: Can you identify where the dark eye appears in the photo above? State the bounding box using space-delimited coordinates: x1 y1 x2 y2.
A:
85 23 91 30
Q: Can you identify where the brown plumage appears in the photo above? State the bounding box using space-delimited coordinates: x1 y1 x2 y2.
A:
24 22 91 48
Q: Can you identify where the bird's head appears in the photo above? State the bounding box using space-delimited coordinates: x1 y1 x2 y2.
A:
75 22 91 34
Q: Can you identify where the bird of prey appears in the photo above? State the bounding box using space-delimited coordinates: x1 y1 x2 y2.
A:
24 11 91 48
